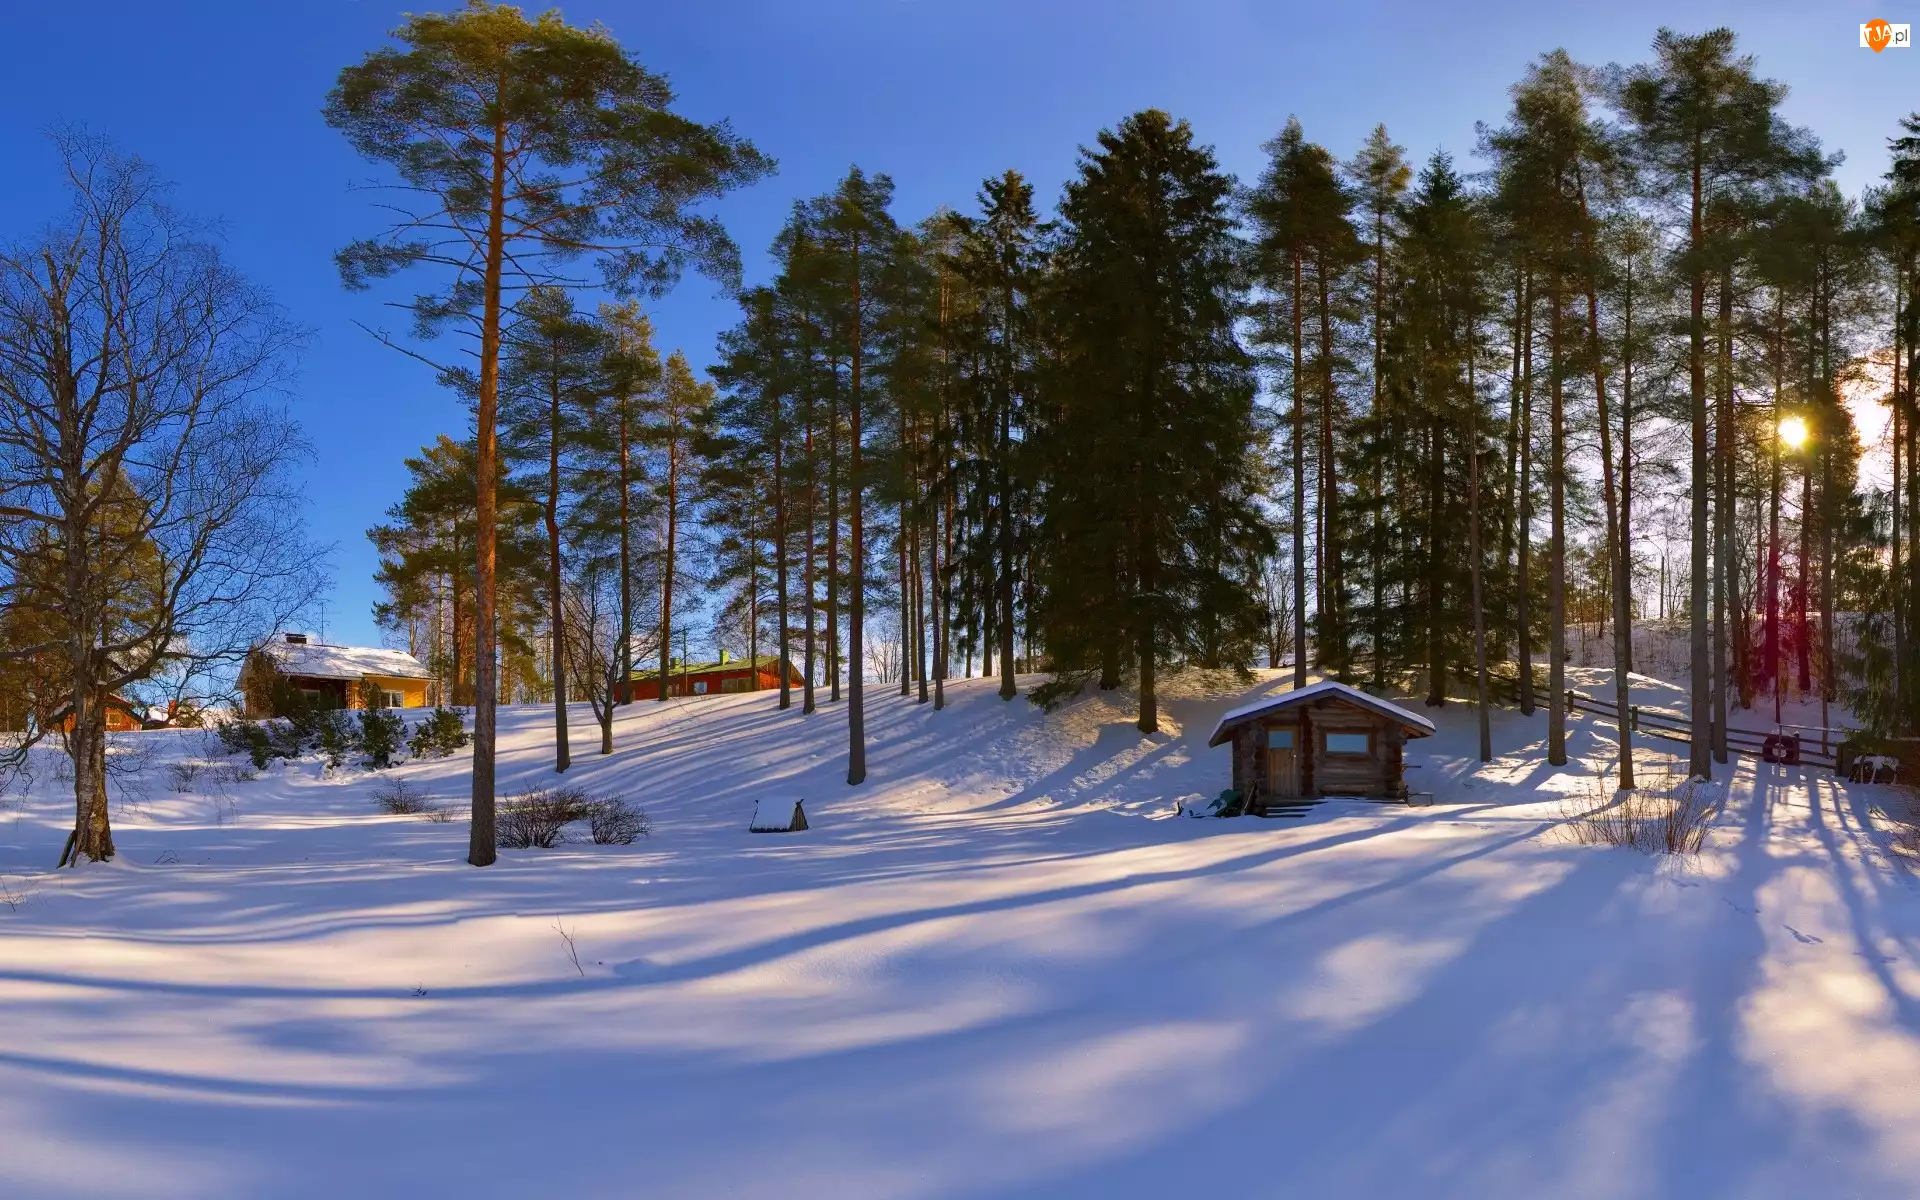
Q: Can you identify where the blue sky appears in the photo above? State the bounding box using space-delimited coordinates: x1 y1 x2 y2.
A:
0 0 1911 651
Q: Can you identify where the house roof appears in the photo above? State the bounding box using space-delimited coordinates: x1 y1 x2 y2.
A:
629 654 798 683
262 639 432 682
1207 680 1437 747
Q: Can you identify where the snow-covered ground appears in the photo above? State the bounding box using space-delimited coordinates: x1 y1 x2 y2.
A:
2 669 1918 1198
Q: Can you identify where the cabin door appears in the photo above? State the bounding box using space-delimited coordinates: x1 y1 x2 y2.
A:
1264 728 1299 799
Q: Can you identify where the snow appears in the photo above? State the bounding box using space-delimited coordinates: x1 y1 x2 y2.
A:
262 639 431 680
750 795 806 832
1208 677 1438 745
2 667 1919 1197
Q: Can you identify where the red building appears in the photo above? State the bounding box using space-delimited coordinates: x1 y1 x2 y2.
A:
621 652 801 702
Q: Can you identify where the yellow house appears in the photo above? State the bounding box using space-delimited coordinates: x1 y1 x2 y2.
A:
245 633 433 715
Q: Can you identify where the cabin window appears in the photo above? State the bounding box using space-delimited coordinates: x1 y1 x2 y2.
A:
383 690 404 709
1264 729 1294 750
693 680 709 695
720 677 751 693
1325 732 1370 755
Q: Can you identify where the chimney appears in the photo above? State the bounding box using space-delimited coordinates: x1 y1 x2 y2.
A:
284 633 307 645
719 649 730 665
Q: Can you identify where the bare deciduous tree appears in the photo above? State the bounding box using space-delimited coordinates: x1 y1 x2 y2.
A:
0 133 321 865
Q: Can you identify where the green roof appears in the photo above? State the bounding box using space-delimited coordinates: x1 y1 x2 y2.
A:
628 654 793 682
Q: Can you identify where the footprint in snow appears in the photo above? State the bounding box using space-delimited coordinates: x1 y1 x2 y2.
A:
1859 951 1899 964
1723 898 1758 915
1784 925 1823 945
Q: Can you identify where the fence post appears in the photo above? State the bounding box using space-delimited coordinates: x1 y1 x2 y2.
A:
1630 705 1639 732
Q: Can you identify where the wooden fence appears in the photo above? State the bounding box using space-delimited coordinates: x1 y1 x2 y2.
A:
1564 688 1839 772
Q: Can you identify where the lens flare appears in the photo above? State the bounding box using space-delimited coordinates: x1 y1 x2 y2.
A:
1778 415 1808 449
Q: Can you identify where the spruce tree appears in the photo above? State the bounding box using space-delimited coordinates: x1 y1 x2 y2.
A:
1040 109 1263 733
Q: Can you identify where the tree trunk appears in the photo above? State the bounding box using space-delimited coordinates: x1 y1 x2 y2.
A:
1317 251 1342 679
1711 269 1731 761
848 233 867 786
1579 184 1633 789
618 408 632 710
828 356 842 705
774 407 792 711
658 410 679 702
1686 152 1712 781
1426 418 1446 706
1517 269 1536 716
1291 248 1308 688
1893 273 1905 730
546 363 570 772
1770 293 1785 724
803 390 818 714
1469 332 1491 762
1548 265 1567 767
469 109 508 867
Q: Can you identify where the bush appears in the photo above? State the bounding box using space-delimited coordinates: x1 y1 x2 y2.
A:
165 761 203 794
214 717 300 769
498 785 596 849
358 708 405 769
1563 776 1722 856
588 795 650 845
215 718 256 755
370 778 435 815
408 707 469 759
317 710 357 770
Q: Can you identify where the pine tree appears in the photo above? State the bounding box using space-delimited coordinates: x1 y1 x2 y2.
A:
328 0 770 865
1617 26 1820 781
650 352 715 703
1346 126 1412 687
1245 118 1358 684
502 287 603 772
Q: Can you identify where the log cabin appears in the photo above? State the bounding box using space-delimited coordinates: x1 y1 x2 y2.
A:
1208 681 1435 809
622 652 803 702
243 633 433 716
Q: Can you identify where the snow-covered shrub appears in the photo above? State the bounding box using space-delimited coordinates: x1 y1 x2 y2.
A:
371 779 435 815
588 795 649 845
166 761 202 793
407 707 469 759
1564 776 1722 855
357 709 404 769
420 802 459 823
498 786 595 849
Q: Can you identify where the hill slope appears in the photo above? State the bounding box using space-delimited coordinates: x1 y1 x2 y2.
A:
1 673 1917 1198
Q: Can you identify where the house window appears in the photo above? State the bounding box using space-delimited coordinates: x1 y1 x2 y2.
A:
1265 729 1294 749
383 690 404 709
1325 732 1370 755
693 680 709 695
720 677 751 693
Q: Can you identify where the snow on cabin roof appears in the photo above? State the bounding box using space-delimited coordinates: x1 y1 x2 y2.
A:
1207 680 1436 747
263 639 431 682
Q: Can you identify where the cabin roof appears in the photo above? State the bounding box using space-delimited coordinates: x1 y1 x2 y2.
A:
1207 680 1437 747
262 639 432 682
